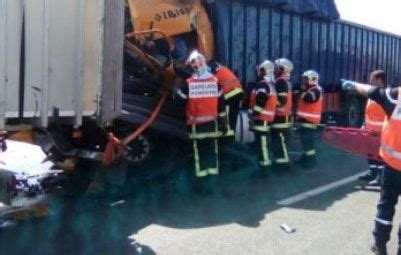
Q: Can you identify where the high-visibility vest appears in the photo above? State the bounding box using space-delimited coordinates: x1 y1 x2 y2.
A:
186 76 220 125
249 82 277 122
297 85 323 124
214 66 243 100
380 87 401 170
365 99 386 132
275 77 293 117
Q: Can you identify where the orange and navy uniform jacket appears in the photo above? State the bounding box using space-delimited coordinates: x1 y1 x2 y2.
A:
249 79 278 131
176 74 225 126
364 99 386 133
369 87 401 170
296 85 323 125
212 65 243 100
274 77 293 119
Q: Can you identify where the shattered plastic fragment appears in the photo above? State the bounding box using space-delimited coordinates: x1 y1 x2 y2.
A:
0 220 17 229
280 224 296 234
110 200 125 207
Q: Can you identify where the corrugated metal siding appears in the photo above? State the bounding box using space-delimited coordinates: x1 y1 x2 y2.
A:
212 0 401 90
0 0 23 127
0 0 123 128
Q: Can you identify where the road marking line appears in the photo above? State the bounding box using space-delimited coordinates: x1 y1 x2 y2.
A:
277 171 368 206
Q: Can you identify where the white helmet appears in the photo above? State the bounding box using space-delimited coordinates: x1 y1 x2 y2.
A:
275 58 294 79
257 60 275 81
302 70 320 86
187 50 206 70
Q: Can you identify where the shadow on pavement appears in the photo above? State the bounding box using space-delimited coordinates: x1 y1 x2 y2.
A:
0 140 368 255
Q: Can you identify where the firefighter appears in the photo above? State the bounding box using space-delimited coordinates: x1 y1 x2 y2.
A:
342 79 401 255
358 70 386 186
296 70 323 168
208 60 244 140
271 58 293 170
175 50 227 189
249 60 277 174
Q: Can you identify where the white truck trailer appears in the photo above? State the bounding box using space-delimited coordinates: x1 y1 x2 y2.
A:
0 0 125 216
0 0 124 130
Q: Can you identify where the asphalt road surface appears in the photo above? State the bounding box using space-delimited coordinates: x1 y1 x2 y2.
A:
1 140 399 255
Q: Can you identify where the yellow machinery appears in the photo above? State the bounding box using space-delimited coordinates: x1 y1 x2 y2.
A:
114 0 216 165
126 0 214 60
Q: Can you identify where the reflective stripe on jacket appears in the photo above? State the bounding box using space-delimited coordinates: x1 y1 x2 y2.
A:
250 81 277 122
380 87 401 170
214 66 243 99
365 99 385 132
186 76 220 125
275 77 292 117
297 85 323 124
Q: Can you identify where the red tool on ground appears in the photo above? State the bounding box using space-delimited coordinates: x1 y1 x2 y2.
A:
322 127 382 161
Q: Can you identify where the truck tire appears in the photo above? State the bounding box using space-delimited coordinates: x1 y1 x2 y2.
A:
346 97 364 127
125 135 151 164
114 122 151 165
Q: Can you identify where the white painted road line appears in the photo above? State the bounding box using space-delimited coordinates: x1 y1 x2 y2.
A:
277 171 368 206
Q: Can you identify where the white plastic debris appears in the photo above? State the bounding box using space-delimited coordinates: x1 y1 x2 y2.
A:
110 200 125 207
0 220 17 229
0 140 54 176
280 224 296 234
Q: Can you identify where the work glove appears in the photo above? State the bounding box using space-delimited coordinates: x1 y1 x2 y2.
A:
341 79 357 91
218 116 229 135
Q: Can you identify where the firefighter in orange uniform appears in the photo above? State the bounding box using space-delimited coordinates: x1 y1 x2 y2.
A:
208 60 244 139
271 58 293 170
175 51 227 187
249 60 277 174
358 70 386 186
296 70 323 168
342 78 401 255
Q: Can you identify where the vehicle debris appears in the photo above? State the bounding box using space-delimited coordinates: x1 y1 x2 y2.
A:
110 200 126 207
280 224 296 234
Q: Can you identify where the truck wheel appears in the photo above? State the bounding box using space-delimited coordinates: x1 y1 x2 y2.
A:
125 135 151 163
347 97 363 127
